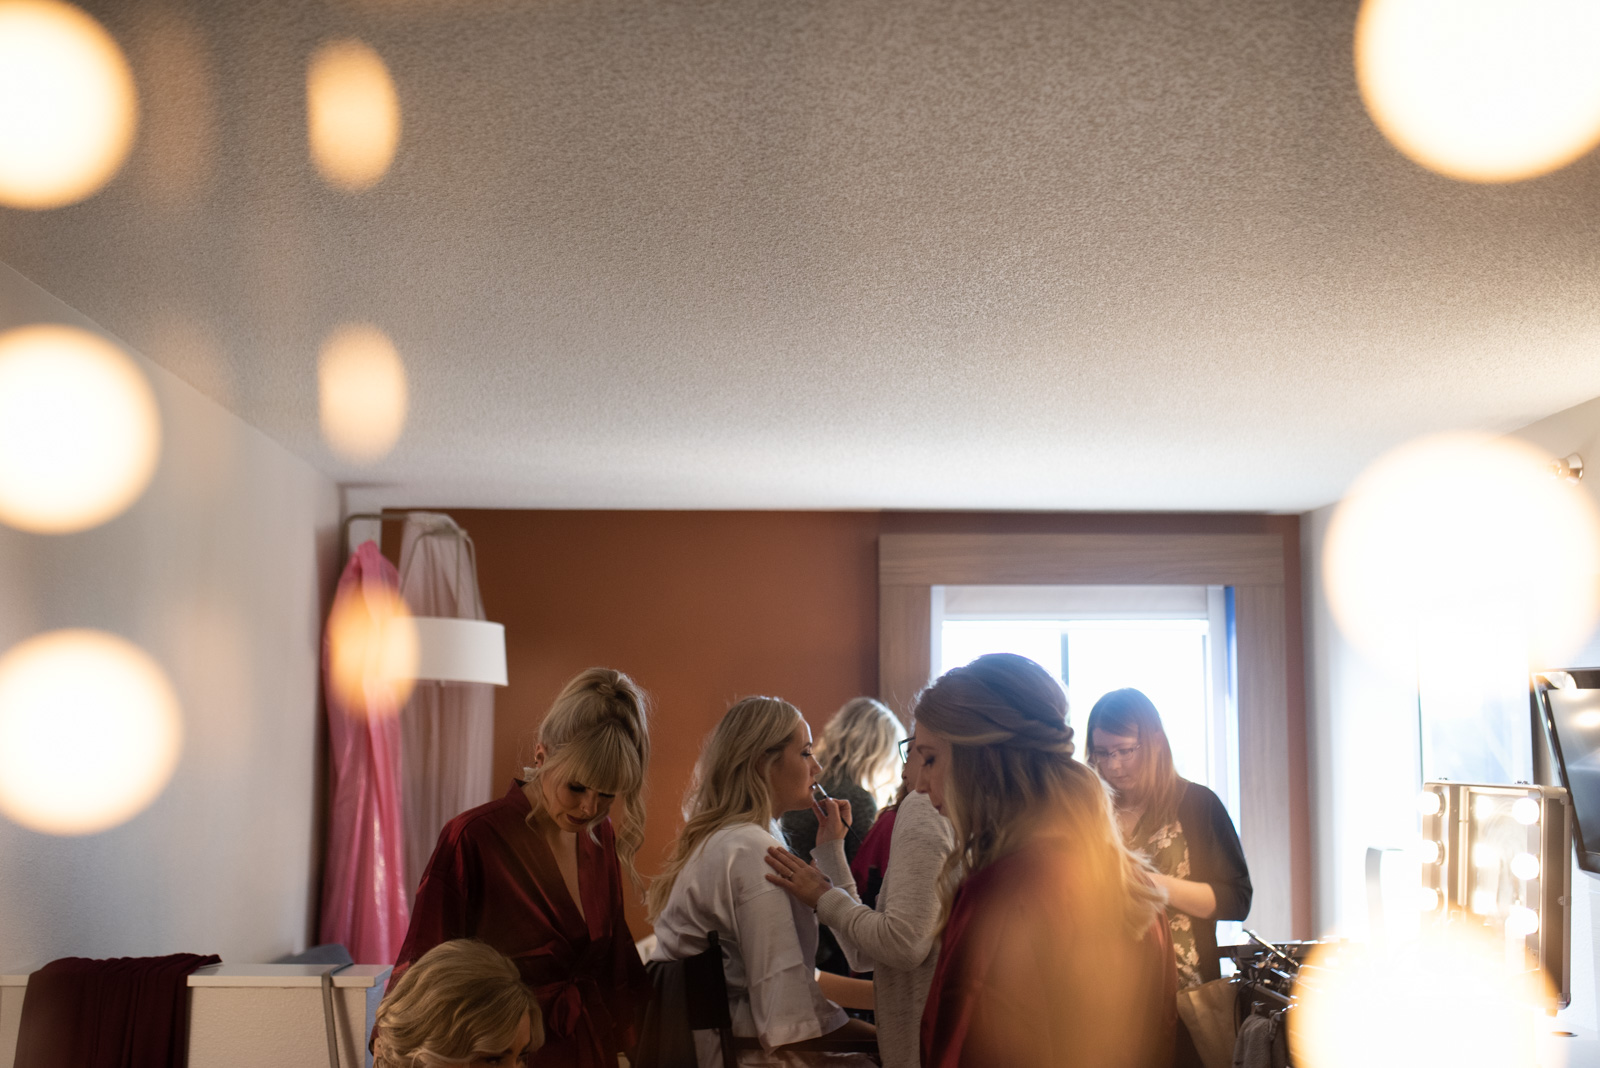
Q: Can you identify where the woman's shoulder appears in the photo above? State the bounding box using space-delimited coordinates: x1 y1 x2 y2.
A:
694 821 782 862
894 791 954 842
1178 780 1230 820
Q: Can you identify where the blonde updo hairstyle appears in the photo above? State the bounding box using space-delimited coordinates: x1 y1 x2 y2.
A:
372 940 541 1068
646 696 804 921
524 667 650 885
914 653 1165 938
814 696 907 806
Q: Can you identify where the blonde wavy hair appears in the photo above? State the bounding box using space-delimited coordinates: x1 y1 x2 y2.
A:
523 667 650 885
914 653 1166 938
815 697 906 806
646 696 804 922
372 940 541 1068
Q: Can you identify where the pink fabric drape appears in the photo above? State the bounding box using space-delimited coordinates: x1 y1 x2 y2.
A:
319 540 410 964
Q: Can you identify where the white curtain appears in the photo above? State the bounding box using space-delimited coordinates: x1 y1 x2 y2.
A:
397 512 497 901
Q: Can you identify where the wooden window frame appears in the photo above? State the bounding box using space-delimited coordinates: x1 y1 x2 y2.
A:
879 531 1307 939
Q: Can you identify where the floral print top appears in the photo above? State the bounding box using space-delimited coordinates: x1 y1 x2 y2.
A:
1141 819 1203 990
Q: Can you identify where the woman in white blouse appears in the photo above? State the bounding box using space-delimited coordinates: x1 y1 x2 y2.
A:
648 696 877 1067
762 731 955 1068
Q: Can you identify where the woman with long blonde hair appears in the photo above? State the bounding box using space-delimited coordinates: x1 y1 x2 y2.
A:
373 939 542 1068
912 654 1175 1068
393 668 652 1068
649 696 876 1067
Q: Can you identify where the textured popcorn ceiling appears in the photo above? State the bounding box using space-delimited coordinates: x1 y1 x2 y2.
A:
4 0 1600 512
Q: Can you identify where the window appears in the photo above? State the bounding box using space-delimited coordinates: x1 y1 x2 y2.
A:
932 584 1240 827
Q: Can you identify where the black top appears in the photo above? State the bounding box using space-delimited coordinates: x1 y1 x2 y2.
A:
779 774 879 864
1172 781 1252 984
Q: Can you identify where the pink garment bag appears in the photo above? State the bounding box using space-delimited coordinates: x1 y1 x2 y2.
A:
318 541 410 964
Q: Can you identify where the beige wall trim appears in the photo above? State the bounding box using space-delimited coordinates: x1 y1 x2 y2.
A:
880 533 1285 587
878 530 1304 939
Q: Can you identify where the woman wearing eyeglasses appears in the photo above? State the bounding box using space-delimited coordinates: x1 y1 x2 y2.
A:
1085 688 1251 994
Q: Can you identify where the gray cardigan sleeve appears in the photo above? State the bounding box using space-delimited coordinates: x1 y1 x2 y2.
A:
812 793 954 973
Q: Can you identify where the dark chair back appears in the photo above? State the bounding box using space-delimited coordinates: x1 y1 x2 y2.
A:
638 929 879 1068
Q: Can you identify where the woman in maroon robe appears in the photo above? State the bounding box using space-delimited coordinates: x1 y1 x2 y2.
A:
392 668 652 1068
910 654 1176 1068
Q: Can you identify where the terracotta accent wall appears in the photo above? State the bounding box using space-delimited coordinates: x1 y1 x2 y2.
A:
429 509 1305 937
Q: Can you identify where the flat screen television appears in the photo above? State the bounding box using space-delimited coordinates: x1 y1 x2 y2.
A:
1534 670 1600 874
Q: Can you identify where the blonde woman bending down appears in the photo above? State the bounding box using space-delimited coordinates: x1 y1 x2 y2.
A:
764 728 955 1068
649 696 877 1067
373 939 542 1068
392 668 651 1068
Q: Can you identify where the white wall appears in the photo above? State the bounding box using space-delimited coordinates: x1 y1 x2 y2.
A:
1305 393 1600 1030
0 262 341 972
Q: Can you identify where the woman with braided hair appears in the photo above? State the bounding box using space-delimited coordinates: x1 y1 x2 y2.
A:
913 654 1176 1068
391 668 652 1068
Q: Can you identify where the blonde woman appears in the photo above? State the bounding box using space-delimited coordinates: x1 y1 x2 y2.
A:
393 668 651 1068
373 940 542 1068
912 654 1175 1068
780 697 906 866
648 696 877 1067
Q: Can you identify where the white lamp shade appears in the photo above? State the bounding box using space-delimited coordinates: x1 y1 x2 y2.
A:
409 617 507 686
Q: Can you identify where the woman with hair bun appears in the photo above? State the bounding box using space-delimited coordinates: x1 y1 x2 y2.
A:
649 696 876 1067
392 668 652 1068
373 939 542 1068
913 654 1175 1068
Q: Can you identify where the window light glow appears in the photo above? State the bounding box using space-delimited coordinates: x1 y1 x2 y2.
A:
1292 929 1545 1068
0 324 161 533
1355 0 1600 183
1324 433 1600 683
326 585 418 710
0 629 182 835
307 39 400 191
0 0 137 209
318 323 408 463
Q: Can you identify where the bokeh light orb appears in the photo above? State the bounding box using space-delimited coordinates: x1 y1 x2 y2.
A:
0 629 182 835
307 38 400 192
0 0 138 208
326 585 418 710
1324 433 1600 679
318 323 408 463
1356 0 1600 182
1291 930 1543 1068
0 324 161 533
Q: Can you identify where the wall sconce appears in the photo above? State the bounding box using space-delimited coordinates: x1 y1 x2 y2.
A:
1418 780 1570 1007
1551 454 1584 484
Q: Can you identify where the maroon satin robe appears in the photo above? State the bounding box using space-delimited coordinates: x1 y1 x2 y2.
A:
920 842 1176 1068
391 781 649 1068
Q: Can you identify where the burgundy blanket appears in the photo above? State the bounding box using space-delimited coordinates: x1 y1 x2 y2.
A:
13 953 221 1068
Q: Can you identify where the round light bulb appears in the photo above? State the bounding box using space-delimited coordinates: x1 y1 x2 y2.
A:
1418 790 1444 816
0 629 182 835
1418 886 1441 912
0 324 161 533
0 0 138 209
1419 839 1442 865
1511 852 1541 881
1512 797 1541 826
1507 905 1541 937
